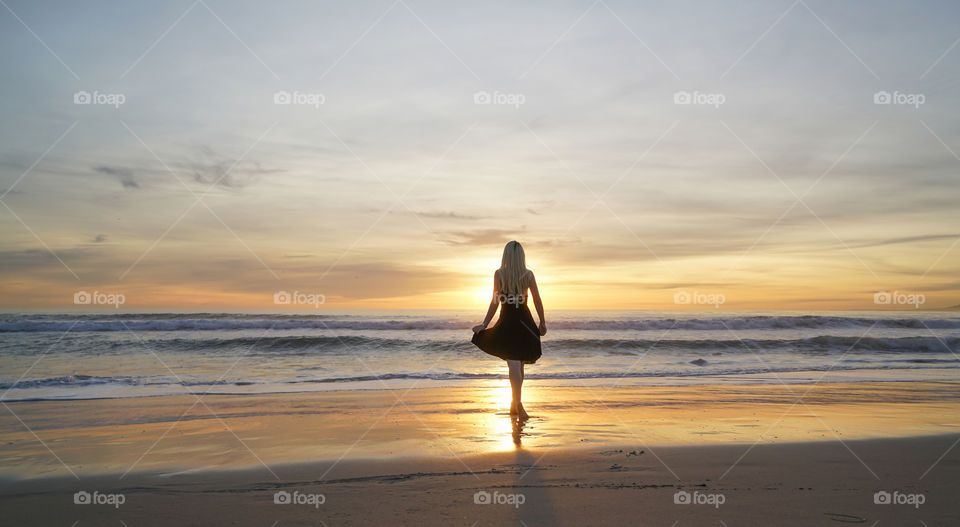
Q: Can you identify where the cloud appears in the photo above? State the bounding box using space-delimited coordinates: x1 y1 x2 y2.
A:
0 247 471 306
183 148 284 189
94 166 139 189
414 210 486 220
312 262 469 300
846 233 960 250
887 281 960 293
442 229 525 246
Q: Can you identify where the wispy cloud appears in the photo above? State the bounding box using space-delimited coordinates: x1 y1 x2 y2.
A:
94 166 140 189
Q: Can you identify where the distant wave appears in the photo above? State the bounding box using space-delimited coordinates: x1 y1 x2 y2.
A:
2 314 960 333
26 334 960 355
0 374 143 390
547 336 960 354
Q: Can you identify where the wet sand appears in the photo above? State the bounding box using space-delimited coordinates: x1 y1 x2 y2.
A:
1 381 959 524
1 435 958 525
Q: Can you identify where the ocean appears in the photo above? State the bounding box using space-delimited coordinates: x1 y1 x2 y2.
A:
1 310 958 402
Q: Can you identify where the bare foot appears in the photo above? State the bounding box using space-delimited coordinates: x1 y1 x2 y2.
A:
516 403 529 420
509 401 518 415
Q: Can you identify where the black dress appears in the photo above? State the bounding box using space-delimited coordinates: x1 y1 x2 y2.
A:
471 294 542 364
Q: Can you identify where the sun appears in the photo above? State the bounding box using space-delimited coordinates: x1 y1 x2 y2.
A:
472 286 492 307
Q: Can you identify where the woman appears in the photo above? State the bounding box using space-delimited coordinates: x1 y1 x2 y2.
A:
471 241 546 420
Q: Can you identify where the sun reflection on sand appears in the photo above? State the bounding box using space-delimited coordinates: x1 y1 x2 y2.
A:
470 383 519 452
473 382 542 452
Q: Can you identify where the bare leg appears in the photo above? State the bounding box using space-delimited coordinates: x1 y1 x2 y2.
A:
508 360 522 414
507 360 529 419
518 362 528 418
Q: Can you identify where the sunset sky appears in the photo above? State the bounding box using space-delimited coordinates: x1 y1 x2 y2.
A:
1 0 958 310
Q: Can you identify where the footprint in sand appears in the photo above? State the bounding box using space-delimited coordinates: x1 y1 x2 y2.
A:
824 512 866 523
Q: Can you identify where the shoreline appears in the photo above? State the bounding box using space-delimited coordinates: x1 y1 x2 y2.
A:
3 367 958 403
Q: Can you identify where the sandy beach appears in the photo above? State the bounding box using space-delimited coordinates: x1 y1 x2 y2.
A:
2 381 959 524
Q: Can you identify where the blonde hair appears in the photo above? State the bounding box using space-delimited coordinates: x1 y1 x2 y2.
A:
498 241 529 295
